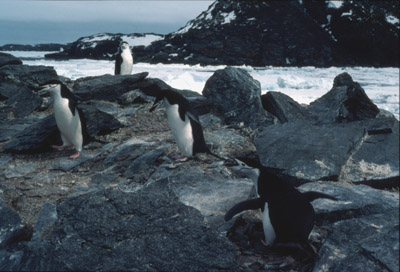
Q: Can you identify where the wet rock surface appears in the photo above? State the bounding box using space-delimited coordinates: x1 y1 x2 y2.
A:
0 54 398 271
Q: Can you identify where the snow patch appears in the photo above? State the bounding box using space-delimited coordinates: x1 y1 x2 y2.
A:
342 10 353 17
81 34 112 43
386 15 399 25
221 11 236 24
121 34 162 47
328 1 343 9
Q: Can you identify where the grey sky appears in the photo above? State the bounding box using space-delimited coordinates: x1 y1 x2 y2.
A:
0 1 213 45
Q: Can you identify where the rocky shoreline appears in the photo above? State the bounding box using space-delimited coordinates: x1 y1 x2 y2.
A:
0 53 399 271
19 0 395 67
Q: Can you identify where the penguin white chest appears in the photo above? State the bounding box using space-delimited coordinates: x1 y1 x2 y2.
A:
53 96 82 151
261 202 276 246
120 49 133 75
165 103 194 157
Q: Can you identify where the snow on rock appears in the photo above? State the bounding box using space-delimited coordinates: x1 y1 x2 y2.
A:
121 34 163 47
386 15 399 25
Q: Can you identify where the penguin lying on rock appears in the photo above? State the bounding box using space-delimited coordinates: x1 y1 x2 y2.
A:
40 80 90 159
145 88 223 161
225 158 337 254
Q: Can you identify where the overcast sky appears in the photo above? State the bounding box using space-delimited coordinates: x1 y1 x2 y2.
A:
0 1 213 45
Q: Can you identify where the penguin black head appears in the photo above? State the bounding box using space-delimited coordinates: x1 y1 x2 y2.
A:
120 41 130 51
149 95 164 112
149 89 187 112
39 79 63 94
230 158 261 183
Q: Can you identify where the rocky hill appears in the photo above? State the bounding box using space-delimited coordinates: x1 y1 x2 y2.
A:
43 0 399 67
44 33 163 60
0 52 399 271
0 43 66 52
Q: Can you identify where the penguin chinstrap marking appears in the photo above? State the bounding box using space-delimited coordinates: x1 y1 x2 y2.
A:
115 41 133 75
225 159 337 251
149 89 209 161
40 80 90 159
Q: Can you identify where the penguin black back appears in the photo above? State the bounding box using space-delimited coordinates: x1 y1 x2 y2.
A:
115 53 123 75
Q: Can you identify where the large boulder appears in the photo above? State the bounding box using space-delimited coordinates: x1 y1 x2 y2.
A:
298 182 399 272
0 64 59 118
0 185 238 271
307 73 380 123
261 91 309 123
203 66 275 128
254 116 399 181
0 53 22 67
2 104 123 154
72 72 148 102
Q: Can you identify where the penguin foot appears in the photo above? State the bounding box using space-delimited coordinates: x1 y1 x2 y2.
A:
174 156 189 162
69 151 80 159
52 145 65 151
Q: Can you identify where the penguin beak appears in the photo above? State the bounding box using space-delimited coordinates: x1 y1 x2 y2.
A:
38 85 51 95
149 98 163 112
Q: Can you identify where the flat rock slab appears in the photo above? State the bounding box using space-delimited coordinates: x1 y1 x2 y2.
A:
255 117 399 181
299 182 399 223
313 211 399 272
158 167 254 225
0 184 238 271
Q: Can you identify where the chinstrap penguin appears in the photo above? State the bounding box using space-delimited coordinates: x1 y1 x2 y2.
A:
148 89 221 161
40 80 90 159
225 158 337 253
115 41 133 75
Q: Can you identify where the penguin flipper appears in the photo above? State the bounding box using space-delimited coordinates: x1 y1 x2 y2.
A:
60 84 78 116
225 198 264 221
115 53 122 75
77 107 92 145
302 191 338 202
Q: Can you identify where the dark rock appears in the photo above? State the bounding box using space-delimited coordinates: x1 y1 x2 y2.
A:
307 73 380 123
0 53 22 67
2 115 60 154
0 204 25 248
154 167 254 226
313 212 399 272
2 104 123 154
327 1 399 67
0 115 44 142
203 66 274 128
7 185 238 271
2 84 42 118
123 144 170 182
102 139 152 169
0 64 59 90
72 72 148 102
254 117 399 181
31 202 57 242
0 65 58 118
299 182 399 224
339 116 399 181
80 104 124 136
261 91 309 123
0 43 66 52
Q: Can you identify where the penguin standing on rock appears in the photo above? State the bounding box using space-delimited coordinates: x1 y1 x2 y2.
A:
40 80 90 159
115 41 133 75
225 159 337 253
146 89 214 161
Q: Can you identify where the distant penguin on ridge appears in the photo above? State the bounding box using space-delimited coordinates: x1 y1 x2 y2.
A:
40 80 90 159
225 158 337 252
147 88 221 161
115 41 133 75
